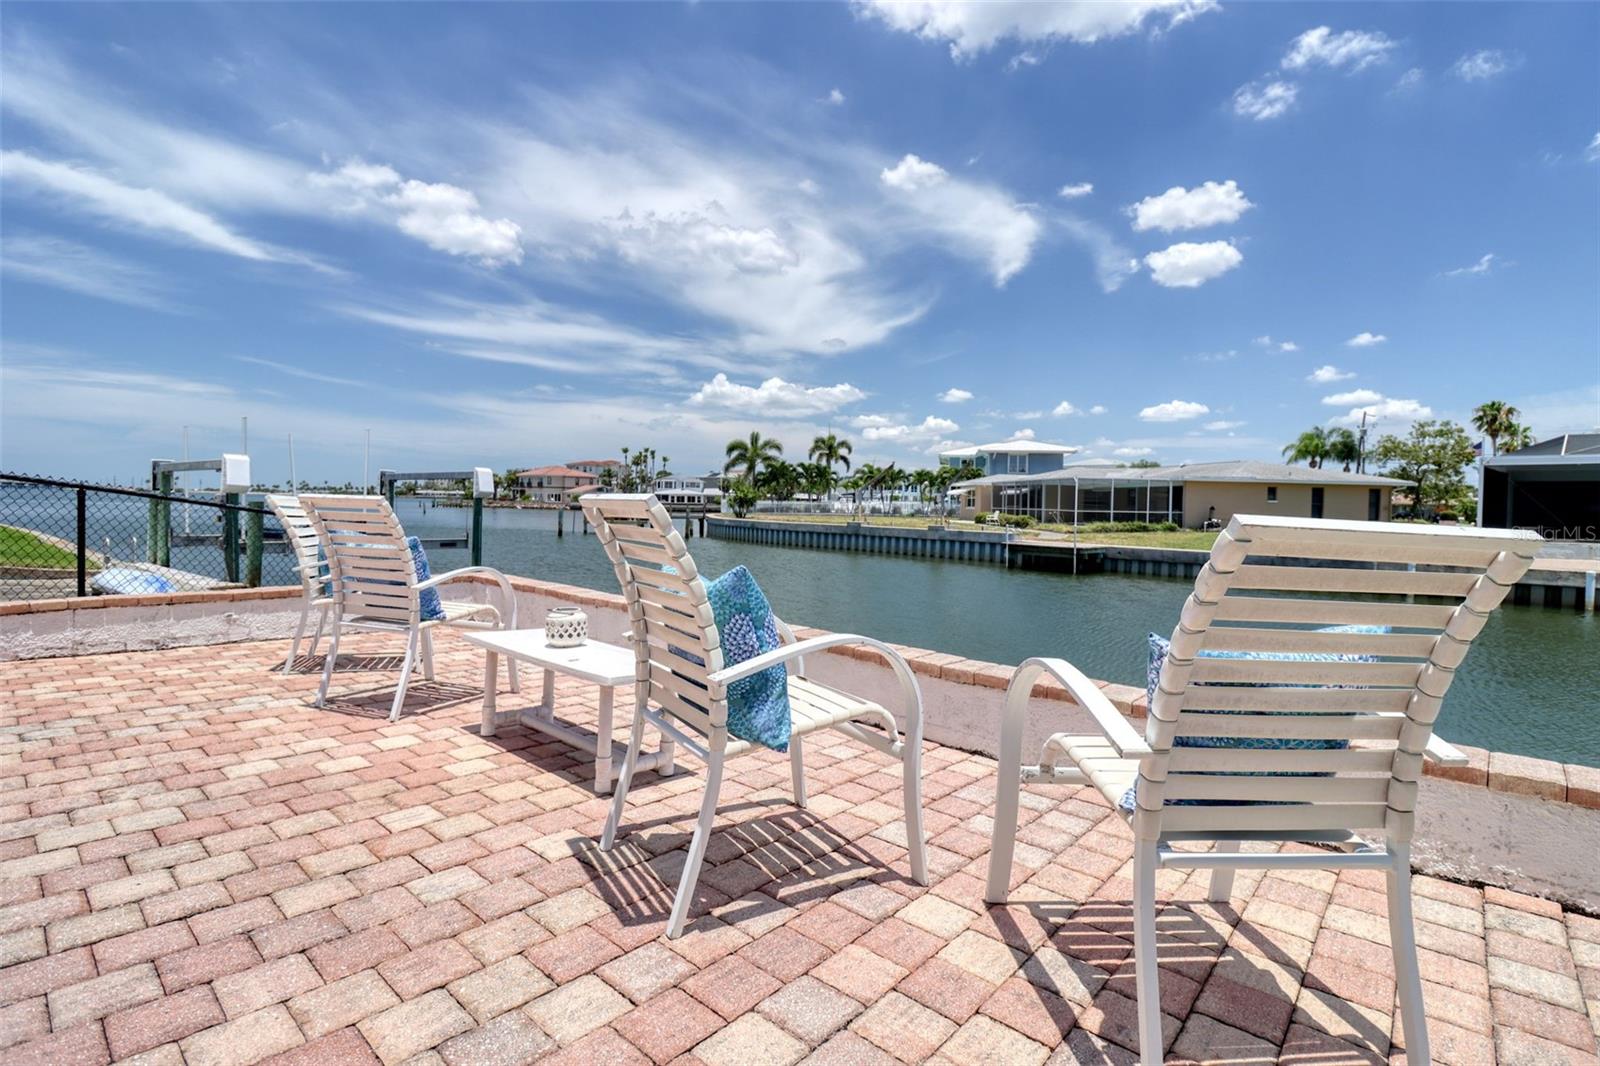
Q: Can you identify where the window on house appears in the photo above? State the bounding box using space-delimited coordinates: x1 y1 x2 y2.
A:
1267 486 1278 503
1006 453 1029 474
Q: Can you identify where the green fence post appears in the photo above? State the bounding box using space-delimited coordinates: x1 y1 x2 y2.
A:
156 471 173 567
472 497 484 568
223 494 240 584
245 508 264 587
76 488 88 597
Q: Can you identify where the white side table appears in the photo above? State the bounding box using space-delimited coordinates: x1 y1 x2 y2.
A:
462 628 675 793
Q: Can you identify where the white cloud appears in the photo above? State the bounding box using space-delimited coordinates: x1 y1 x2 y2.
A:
1280 341 1300 352
880 153 949 191
1055 216 1142 292
1008 427 1037 440
1006 50 1042 73
859 414 961 443
1232 80 1298 121
879 153 1041 285
1139 399 1210 422
311 160 523 265
1453 49 1513 81
1444 253 1497 277
1203 420 1245 431
1322 388 1384 405
1346 331 1387 347
1329 395 1433 427
853 0 1218 60
1282 27 1397 73
826 88 846 105
1051 401 1081 416
1394 67 1424 92
939 388 974 404
1114 446 1154 457
0 151 295 263
1309 365 1355 383
1128 180 1253 232
1255 335 1299 352
1088 405 1108 415
688 373 866 417
1058 182 1094 198
1144 241 1242 287
1588 133 1600 163
0 233 178 311
1014 410 1044 420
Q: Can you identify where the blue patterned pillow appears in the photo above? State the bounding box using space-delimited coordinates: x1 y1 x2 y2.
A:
1122 625 1386 812
703 566 791 752
407 537 445 622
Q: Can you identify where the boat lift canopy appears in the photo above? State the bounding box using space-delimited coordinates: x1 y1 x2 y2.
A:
379 467 494 565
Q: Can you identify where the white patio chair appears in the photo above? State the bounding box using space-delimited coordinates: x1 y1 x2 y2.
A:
299 495 521 722
264 494 334 675
582 494 929 938
985 514 1539 1065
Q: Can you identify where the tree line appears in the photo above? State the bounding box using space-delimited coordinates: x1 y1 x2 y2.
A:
720 431 976 515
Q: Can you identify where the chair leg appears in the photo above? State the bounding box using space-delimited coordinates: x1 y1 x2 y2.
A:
314 621 342 709
902 737 927 886
601 710 647 851
1387 844 1430 1065
789 735 807 809
1132 839 1164 1066
284 601 310 674
667 739 727 939
389 630 419 723
985 674 1029 903
308 603 329 657
1208 840 1238 902
420 629 435 681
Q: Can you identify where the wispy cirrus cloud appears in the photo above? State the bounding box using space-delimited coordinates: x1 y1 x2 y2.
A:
0 233 181 311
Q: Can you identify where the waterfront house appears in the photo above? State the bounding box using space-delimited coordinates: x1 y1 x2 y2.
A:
938 437 1081 477
1478 432 1600 539
567 458 623 479
652 471 723 509
954 458 1406 527
514 464 598 504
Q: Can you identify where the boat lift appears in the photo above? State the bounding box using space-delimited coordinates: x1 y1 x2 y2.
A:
379 468 494 567
148 454 255 583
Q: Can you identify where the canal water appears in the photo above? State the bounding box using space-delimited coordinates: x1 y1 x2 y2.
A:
397 501 1600 768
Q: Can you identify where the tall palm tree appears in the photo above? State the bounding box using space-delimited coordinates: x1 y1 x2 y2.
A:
809 434 853 476
1326 427 1360 471
1501 421 1535 452
724 432 783 480
1282 427 1331 468
1471 401 1520 456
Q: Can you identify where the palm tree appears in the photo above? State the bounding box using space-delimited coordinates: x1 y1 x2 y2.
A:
1471 401 1520 456
809 434 853 476
724 432 783 480
1326 428 1360 472
1282 427 1331 468
797 462 835 500
1501 421 1535 452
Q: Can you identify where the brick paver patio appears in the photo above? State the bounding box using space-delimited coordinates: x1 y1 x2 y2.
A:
2 632 1597 1065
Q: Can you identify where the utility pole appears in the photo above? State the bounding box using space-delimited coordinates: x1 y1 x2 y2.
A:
242 417 249 455
1356 410 1370 474
288 434 297 491
363 429 371 494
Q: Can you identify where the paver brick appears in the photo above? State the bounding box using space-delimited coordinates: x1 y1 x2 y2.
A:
376 939 480 999
357 989 474 1065
447 955 553 1022
437 1010 555 1066
287 969 399 1041
179 1002 306 1066
213 953 324 1018
524 974 631 1045
104 985 226 1060
47 961 165 1028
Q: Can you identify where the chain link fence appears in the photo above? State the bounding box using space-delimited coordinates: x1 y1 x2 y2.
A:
0 473 301 602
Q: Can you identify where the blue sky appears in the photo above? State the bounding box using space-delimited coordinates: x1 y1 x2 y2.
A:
2 1 1596 485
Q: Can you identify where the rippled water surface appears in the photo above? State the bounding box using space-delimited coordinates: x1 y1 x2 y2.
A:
407 501 1599 766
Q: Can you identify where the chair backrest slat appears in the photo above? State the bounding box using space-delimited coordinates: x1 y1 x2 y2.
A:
264 494 328 598
582 494 727 733
1137 514 1539 843
299 495 418 625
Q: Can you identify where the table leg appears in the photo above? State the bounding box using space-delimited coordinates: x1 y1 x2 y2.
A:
540 668 556 722
595 686 615 793
481 651 499 737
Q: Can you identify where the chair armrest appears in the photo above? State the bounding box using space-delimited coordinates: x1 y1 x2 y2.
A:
417 566 519 628
1422 734 1469 768
709 632 901 687
1011 657 1151 759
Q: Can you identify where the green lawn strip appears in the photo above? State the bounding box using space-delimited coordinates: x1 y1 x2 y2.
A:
0 525 97 570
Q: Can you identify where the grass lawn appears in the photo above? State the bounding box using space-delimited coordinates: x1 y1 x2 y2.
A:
0 525 95 570
1025 526 1220 551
